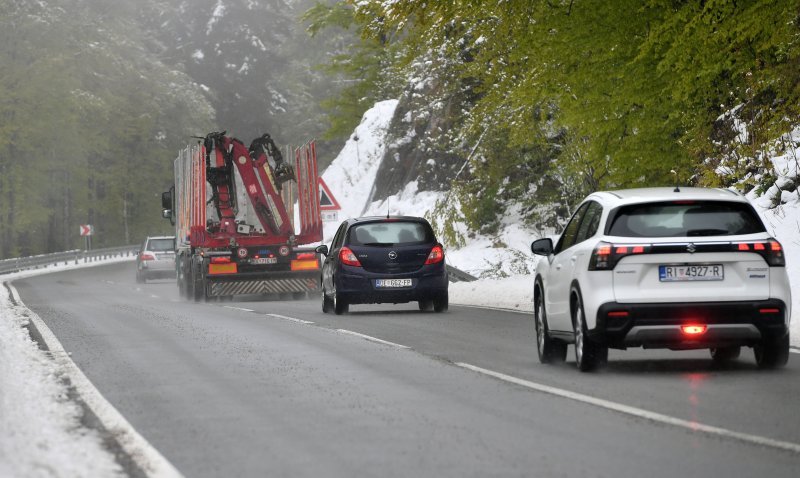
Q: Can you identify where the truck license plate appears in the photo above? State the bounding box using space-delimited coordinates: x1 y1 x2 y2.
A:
374 279 413 288
659 264 724 282
252 257 278 265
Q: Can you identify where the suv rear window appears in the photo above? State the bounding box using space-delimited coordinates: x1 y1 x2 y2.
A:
147 238 175 251
348 221 433 246
606 201 765 238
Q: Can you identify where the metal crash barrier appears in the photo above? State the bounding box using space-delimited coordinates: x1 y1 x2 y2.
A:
0 245 138 276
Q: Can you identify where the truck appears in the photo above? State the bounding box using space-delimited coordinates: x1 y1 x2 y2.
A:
161 131 323 301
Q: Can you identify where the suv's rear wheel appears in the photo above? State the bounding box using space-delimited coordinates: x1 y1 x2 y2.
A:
754 333 790 369
534 283 567 363
572 290 608 372
710 346 740 363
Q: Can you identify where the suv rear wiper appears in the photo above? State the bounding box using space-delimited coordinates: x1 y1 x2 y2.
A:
686 228 729 236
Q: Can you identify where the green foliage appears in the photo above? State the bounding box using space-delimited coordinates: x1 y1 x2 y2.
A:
313 0 800 232
0 1 213 258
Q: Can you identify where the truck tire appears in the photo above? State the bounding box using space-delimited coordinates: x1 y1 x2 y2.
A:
192 259 206 302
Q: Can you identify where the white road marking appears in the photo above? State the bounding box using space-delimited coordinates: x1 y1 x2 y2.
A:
456 362 800 454
8 283 184 477
150 295 160 299
266 313 314 325
223 306 255 312
336 329 409 349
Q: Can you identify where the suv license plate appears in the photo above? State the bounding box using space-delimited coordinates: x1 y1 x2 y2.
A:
252 257 278 265
375 279 413 288
659 264 724 282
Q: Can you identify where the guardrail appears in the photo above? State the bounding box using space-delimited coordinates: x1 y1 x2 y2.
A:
0 245 139 276
446 264 478 283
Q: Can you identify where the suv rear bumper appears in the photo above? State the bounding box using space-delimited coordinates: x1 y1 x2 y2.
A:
591 299 788 350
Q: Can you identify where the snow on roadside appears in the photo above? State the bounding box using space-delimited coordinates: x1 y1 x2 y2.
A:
0 258 132 478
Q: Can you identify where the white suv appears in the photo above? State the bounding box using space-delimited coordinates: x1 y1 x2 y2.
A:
531 187 791 371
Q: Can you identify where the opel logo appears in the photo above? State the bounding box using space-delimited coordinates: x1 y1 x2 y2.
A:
687 243 696 254
388 251 397 260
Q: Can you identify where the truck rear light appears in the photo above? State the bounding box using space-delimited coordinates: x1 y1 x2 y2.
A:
210 256 231 264
339 247 362 267
733 238 785 266
589 241 651 270
295 252 316 260
208 263 237 275
681 325 707 335
424 245 444 265
291 259 319 271
140 253 156 261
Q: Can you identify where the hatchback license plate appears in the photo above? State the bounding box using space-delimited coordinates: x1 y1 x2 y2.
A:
252 257 278 264
659 264 724 282
375 279 413 288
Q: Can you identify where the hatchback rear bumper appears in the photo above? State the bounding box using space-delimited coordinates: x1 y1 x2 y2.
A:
336 264 448 305
591 299 788 349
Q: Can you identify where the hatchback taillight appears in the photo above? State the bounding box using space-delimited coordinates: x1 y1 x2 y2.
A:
339 247 362 267
733 238 785 266
424 245 444 265
140 252 156 261
589 241 651 270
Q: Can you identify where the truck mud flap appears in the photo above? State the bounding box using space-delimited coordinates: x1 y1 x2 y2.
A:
209 278 320 296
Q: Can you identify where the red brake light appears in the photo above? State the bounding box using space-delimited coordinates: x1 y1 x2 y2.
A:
140 253 156 261
759 308 780 314
738 243 750 251
753 243 765 251
607 311 629 318
769 239 782 252
210 256 231 264
737 239 785 266
425 245 444 265
681 325 707 335
590 242 650 270
296 252 316 260
339 247 362 267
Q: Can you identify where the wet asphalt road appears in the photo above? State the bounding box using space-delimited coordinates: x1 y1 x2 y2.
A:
13 262 800 477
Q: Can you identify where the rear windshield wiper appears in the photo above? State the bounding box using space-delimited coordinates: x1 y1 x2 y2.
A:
686 228 729 236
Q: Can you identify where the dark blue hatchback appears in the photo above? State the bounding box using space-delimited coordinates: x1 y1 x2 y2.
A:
315 216 449 315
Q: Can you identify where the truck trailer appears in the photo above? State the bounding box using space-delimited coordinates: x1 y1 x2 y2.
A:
161 131 322 301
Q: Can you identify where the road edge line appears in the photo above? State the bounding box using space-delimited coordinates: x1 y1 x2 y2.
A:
456 362 800 455
8 282 183 478
266 313 314 324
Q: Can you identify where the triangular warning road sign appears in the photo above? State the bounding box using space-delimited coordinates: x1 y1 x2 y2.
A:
318 177 341 211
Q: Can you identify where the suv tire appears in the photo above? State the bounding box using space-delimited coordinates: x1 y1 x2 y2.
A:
535 283 567 363
754 333 790 369
572 289 608 372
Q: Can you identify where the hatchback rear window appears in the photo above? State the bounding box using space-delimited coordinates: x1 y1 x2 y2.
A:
147 238 175 251
606 201 765 238
348 221 433 246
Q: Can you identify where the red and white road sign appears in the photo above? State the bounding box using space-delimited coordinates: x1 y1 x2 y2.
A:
318 177 341 211
79 224 93 236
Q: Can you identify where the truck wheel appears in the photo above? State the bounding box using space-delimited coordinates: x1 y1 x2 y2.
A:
192 261 205 302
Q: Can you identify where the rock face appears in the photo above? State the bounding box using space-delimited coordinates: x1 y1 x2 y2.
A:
372 73 471 201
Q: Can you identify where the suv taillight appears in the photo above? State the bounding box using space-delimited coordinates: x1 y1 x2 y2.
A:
424 245 444 265
733 238 785 266
339 247 362 267
140 252 156 261
589 241 651 271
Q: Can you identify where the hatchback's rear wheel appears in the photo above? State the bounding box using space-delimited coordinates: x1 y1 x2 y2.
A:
572 291 607 372
535 284 567 364
710 346 740 363
754 333 790 369
418 300 434 311
433 291 448 313
333 286 348 315
322 287 333 313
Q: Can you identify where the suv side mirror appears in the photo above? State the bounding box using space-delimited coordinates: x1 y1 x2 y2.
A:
531 238 553 256
315 245 329 256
